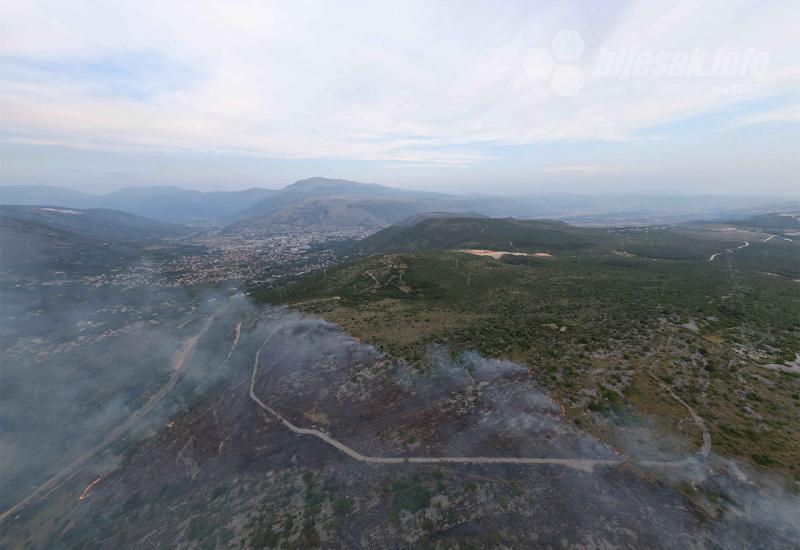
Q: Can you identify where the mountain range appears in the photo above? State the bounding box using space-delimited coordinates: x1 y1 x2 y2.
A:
0 205 189 274
0 185 277 222
3 177 799 233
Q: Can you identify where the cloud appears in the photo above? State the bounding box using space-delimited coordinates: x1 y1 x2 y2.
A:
723 103 800 129
543 165 619 175
0 0 799 166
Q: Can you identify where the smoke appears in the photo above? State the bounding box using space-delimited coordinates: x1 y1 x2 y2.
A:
0 276 264 510
1 273 797 548
621 426 800 546
1 284 177 498
248 315 799 547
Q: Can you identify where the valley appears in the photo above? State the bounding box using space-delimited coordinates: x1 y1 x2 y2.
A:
4 3 799 547
1 182 798 548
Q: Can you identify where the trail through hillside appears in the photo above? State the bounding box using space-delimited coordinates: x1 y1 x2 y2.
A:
707 241 749 262
249 336 712 473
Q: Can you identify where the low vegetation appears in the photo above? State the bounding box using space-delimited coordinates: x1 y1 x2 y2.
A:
255 227 800 477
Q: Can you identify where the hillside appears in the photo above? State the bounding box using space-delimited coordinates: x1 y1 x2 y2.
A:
391 211 489 228
0 185 96 208
4 180 799 231
0 206 193 276
100 186 278 222
0 216 146 276
680 211 800 233
229 197 434 233
227 177 489 232
0 205 187 241
722 212 800 233
358 217 595 254
9 296 797 548
0 186 277 222
255 236 800 479
231 177 454 221
357 216 800 275
3 212 799 548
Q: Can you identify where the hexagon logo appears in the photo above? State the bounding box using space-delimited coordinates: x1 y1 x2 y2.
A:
551 30 585 62
522 30 587 97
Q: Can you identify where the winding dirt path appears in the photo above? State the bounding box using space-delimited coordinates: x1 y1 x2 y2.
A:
762 234 793 243
365 270 380 285
250 328 716 472
639 371 711 468
707 233 795 262
707 240 749 262
249 337 622 473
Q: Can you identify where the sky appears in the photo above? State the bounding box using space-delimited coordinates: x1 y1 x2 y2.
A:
0 0 798 195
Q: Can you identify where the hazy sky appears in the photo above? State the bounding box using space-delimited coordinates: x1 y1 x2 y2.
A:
1 0 798 195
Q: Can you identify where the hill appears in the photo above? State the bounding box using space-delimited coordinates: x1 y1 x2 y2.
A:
9 295 799 548
232 177 454 221
359 217 594 254
390 211 488 228
357 216 800 275
0 216 141 274
0 205 192 275
0 185 277 222
229 197 435 233
3 212 799 547
227 177 485 232
100 186 277 222
254 237 800 478
0 185 96 209
0 205 187 241
722 212 800 233
4 180 799 231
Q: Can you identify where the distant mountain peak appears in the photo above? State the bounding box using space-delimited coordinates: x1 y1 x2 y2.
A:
286 177 382 191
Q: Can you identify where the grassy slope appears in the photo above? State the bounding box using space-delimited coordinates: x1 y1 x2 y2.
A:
359 216 800 273
359 217 594 254
254 236 800 478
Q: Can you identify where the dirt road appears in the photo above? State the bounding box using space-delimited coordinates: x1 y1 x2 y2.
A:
705 233 796 262
642 352 712 468
707 240 749 262
249 338 622 473
249 329 718 473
